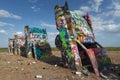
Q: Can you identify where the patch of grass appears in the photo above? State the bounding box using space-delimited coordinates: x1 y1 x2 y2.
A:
51 47 120 51
0 48 8 52
51 47 59 51
105 47 120 51
0 47 120 52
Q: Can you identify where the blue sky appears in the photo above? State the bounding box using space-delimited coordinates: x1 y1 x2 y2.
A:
0 0 120 48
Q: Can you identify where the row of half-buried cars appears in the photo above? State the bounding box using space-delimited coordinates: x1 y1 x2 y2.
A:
8 2 119 79
8 26 52 59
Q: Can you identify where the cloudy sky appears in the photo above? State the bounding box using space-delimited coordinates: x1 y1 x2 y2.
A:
0 0 120 48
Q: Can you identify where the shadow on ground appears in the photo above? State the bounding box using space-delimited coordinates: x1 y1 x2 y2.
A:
39 55 61 65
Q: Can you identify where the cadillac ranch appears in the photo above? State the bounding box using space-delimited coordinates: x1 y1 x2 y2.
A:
0 2 120 80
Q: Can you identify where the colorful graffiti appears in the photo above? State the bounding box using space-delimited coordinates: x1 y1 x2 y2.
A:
54 2 111 76
71 11 95 43
24 26 51 59
54 2 82 70
8 38 14 53
8 26 52 59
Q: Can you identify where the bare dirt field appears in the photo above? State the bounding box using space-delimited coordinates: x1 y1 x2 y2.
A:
0 51 120 80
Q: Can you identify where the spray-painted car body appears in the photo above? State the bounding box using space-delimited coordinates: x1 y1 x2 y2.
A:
8 34 25 56
9 26 52 59
24 26 52 59
8 38 14 53
13 33 25 56
54 2 111 76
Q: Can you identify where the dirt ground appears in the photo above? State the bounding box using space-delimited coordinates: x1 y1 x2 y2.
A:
0 51 120 80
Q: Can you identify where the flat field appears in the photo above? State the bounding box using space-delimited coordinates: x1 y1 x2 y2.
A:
0 51 120 80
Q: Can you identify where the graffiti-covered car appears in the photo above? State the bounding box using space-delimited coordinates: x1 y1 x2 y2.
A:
8 38 14 53
54 2 111 76
8 26 52 59
24 26 52 59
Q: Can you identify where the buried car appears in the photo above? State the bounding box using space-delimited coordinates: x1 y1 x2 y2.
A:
8 26 52 59
54 2 111 77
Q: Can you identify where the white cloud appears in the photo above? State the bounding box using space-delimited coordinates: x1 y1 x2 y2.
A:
15 31 24 35
72 0 104 16
41 22 56 28
112 0 120 10
0 29 7 34
114 10 120 17
89 0 103 12
0 21 14 27
73 0 104 15
91 16 105 31
107 24 120 32
0 9 22 19
91 15 120 33
107 0 120 17
112 1 120 17
72 6 92 16
80 6 91 12
93 0 103 12
31 5 40 12
101 11 114 17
